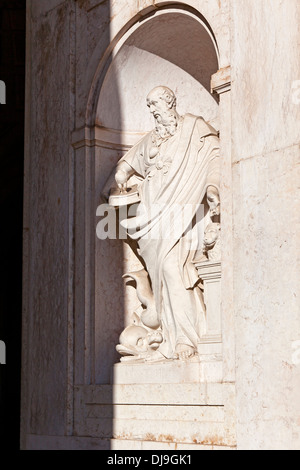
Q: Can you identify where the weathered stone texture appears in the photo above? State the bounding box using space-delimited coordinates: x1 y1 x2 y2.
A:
231 0 300 450
22 0 300 450
23 0 74 436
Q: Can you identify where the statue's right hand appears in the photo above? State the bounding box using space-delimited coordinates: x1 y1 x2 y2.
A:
115 169 128 193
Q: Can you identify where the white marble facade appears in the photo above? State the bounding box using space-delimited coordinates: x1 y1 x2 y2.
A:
21 0 300 450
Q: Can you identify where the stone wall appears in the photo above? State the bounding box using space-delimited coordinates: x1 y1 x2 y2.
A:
22 0 76 442
21 0 300 450
231 0 300 450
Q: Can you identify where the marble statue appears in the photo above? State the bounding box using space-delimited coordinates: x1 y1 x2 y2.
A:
111 86 220 362
203 223 221 261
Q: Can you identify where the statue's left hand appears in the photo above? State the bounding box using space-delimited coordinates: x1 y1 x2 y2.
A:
207 186 220 217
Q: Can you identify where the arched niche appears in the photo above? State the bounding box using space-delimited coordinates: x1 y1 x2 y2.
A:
94 7 220 384
96 9 219 134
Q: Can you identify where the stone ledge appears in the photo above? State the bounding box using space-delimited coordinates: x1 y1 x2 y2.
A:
111 438 236 451
71 126 146 150
87 404 225 422
113 359 223 385
211 66 231 95
113 360 201 385
75 382 228 406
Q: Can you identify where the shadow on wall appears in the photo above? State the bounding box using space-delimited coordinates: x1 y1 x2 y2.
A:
0 0 25 450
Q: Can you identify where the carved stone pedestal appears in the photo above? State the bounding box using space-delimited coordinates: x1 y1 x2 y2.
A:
74 369 236 450
83 260 226 449
73 259 233 450
111 363 234 449
73 259 235 450
195 260 223 382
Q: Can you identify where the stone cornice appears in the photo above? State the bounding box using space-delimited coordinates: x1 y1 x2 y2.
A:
211 66 231 95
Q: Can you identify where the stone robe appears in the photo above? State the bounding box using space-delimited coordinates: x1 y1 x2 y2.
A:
120 114 220 358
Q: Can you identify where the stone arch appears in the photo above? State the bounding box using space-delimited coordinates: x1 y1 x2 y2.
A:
86 3 221 129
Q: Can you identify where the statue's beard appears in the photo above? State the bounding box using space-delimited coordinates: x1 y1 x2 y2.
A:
154 110 178 140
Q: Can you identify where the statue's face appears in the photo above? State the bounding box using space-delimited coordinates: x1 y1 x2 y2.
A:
204 225 220 247
136 331 163 352
146 331 163 350
147 91 169 123
136 336 149 352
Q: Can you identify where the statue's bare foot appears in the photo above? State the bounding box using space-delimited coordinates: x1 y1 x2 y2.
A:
144 350 166 363
174 344 197 361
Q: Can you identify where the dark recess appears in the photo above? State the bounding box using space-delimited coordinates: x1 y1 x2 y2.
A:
0 0 25 450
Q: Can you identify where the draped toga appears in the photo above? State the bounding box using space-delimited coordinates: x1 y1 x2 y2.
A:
120 114 220 358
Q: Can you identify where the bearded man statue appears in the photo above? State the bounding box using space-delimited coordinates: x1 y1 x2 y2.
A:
112 86 221 362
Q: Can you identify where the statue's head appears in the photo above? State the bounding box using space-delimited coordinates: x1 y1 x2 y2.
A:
147 86 176 116
147 86 179 138
203 223 221 249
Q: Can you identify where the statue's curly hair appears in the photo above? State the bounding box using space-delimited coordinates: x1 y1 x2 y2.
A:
149 86 177 109
160 87 177 109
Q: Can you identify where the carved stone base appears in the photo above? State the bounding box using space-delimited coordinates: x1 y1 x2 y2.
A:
114 357 222 384
74 382 236 449
73 258 227 449
195 260 222 348
195 260 223 382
